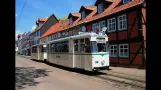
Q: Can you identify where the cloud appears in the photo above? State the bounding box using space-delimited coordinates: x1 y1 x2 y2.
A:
32 25 36 31
16 14 18 17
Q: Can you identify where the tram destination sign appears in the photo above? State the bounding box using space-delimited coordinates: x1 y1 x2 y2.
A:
96 38 106 43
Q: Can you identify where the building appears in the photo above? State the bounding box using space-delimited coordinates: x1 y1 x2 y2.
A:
30 14 59 47
40 0 146 69
22 32 31 56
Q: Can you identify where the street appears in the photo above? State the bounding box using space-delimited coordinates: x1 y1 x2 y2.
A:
16 56 122 90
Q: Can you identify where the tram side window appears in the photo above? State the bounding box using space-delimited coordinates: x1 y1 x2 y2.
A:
85 38 91 53
32 47 37 53
91 41 97 53
62 41 69 52
55 43 62 52
80 39 85 52
50 43 55 52
74 40 78 52
43 47 47 52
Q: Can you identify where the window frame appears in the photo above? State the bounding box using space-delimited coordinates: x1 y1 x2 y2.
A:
118 14 127 31
69 17 73 25
107 17 116 33
99 20 106 30
109 45 118 57
81 11 86 19
119 44 129 58
98 3 103 14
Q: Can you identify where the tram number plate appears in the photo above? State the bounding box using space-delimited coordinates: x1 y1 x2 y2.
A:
56 56 60 58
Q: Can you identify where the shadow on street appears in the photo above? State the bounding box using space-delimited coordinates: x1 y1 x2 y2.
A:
16 67 51 90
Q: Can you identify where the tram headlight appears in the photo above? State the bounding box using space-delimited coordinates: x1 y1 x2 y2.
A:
101 60 105 65
95 61 99 63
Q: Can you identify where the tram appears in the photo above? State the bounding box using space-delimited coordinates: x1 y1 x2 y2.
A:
31 43 47 62
47 32 109 71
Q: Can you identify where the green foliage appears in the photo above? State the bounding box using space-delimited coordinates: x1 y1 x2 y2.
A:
58 16 67 20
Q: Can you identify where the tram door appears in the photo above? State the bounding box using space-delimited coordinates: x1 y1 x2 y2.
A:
79 39 85 69
74 39 85 69
37 46 40 60
74 40 81 68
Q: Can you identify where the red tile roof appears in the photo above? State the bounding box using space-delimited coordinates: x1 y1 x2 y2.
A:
36 18 47 24
71 13 81 17
40 21 63 39
105 0 113 2
76 6 97 26
84 6 96 11
40 0 144 39
84 0 144 23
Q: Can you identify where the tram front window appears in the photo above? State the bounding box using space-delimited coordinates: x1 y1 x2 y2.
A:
91 41 107 53
97 43 106 52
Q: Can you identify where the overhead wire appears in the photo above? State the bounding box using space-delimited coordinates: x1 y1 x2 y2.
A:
16 0 27 26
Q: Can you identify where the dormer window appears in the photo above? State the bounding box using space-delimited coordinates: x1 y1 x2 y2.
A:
70 17 73 25
81 11 86 19
98 3 103 13
123 0 132 4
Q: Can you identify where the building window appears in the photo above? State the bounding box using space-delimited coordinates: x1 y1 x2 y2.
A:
119 44 129 57
92 23 99 32
70 17 73 25
107 18 116 32
123 0 132 4
98 3 103 13
110 45 118 57
118 14 127 30
92 21 105 32
81 11 86 19
38 31 40 36
99 21 106 30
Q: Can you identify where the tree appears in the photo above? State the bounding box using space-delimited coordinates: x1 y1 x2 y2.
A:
58 16 67 20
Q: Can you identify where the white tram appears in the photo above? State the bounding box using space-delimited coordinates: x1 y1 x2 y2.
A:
47 32 109 71
31 43 47 62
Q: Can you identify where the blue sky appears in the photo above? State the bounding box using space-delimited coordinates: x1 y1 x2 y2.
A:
16 0 96 39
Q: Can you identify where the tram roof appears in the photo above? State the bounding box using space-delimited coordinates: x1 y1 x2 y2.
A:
31 43 47 47
49 32 107 43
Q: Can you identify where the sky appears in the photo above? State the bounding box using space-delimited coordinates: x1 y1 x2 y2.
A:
16 0 96 39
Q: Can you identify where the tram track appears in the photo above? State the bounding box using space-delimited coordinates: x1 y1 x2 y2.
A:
74 71 145 90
